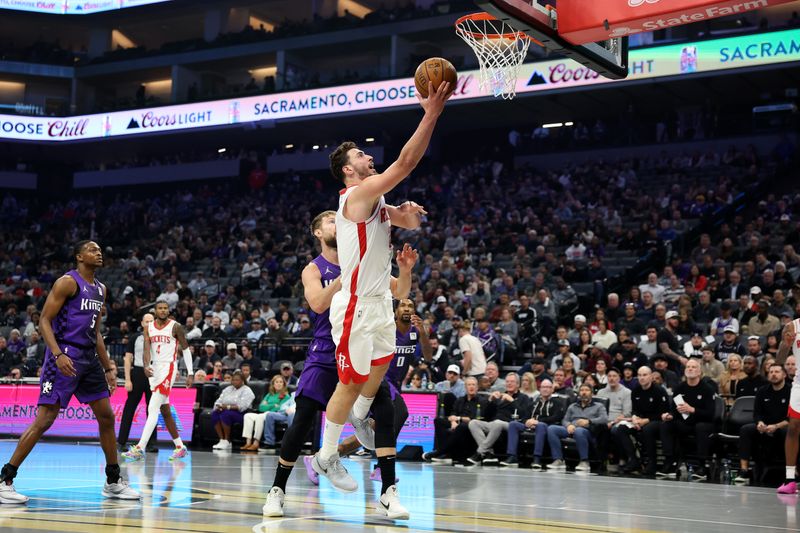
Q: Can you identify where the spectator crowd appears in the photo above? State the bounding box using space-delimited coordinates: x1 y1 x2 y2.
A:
0 137 797 483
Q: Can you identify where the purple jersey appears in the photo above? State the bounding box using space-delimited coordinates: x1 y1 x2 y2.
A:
384 325 420 391
306 255 340 367
295 255 340 405
52 270 104 350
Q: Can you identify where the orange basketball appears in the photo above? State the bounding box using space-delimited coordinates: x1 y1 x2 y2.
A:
414 57 458 98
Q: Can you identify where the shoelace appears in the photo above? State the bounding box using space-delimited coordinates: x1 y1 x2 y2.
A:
328 458 348 475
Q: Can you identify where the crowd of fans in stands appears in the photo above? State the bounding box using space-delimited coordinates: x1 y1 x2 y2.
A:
0 137 797 481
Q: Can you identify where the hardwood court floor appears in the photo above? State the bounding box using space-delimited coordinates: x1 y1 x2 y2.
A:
0 441 796 532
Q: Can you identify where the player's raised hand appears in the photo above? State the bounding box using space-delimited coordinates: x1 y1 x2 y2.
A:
395 243 419 272
410 314 423 330
417 81 452 117
398 200 427 216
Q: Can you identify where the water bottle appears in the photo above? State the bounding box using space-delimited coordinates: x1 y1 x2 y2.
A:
512 408 520 421
421 373 428 389
680 462 689 481
476 402 482 420
438 399 446 419
720 459 731 485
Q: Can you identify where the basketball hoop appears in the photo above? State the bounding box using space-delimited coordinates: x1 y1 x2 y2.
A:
455 13 532 100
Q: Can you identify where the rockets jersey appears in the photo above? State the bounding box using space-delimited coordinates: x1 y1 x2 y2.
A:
384 325 420 391
336 186 392 298
52 270 104 350
305 255 341 368
147 319 178 364
792 319 800 386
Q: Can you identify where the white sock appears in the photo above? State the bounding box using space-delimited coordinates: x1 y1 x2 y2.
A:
787 466 796 480
173 438 183 449
320 420 345 461
137 392 166 449
352 395 375 420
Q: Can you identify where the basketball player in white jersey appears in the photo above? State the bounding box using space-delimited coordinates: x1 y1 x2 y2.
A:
777 318 800 493
122 299 193 462
312 80 450 517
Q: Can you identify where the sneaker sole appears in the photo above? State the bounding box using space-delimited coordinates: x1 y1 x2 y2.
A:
375 504 409 520
0 496 29 504
262 506 284 517
101 491 141 500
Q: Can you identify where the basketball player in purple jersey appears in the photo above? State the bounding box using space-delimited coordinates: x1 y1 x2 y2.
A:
366 299 432 482
263 211 417 517
0 241 140 504
304 298 432 485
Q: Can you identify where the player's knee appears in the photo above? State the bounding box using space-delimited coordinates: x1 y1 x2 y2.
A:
96 409 114 429
34 407 59 432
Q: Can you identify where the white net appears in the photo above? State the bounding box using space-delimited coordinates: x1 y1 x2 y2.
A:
455 15 531 100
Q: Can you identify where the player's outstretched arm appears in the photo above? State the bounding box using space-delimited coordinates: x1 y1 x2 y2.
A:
386 201 427 229
390 243 418 299
349 81 450 206
302 262 341 314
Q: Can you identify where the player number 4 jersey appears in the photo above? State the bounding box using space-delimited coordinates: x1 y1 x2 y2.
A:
336 186 392 298
148 319 178 364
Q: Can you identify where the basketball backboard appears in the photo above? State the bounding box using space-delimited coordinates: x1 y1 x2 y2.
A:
474 0 630 80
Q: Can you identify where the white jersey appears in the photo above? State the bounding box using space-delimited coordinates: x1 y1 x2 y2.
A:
336 186 392 298
147 319 178 365
792 319 800 386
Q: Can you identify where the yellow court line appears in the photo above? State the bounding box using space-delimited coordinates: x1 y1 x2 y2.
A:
0 512 254 533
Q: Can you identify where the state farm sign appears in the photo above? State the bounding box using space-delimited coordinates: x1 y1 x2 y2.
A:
556 0 797 44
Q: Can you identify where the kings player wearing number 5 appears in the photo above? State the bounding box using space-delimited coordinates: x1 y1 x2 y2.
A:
0 241 141 504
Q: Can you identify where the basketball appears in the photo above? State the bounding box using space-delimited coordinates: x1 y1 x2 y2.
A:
414 57 458 98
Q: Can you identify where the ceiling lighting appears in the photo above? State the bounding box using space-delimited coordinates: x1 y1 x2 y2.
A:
542 122 563 129
217 148 226 153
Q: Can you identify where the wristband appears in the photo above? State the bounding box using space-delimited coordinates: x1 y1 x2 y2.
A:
104 368 115 374
54 352 65 359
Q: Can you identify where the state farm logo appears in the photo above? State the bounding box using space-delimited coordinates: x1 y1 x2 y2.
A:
628 0 660 6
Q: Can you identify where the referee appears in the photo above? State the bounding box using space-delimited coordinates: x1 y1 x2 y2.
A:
117 313 158 452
